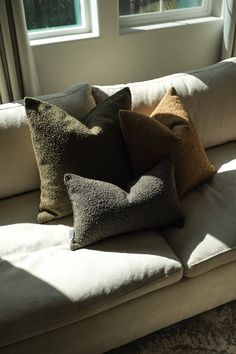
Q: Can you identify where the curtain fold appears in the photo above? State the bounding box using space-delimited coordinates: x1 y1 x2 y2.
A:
0 0 40 103
221 0 236 60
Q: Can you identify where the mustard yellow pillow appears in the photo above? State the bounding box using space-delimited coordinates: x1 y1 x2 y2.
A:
119 87 215 196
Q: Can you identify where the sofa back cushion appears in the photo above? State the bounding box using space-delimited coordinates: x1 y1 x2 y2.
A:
0 103 39 199
2 58 236 200
93 58 236 149
0 84 96 199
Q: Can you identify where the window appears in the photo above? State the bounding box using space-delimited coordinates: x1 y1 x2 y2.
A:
23 0 96 40
119 0 212 28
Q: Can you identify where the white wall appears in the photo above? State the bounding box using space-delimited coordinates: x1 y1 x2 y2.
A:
32 0 224 95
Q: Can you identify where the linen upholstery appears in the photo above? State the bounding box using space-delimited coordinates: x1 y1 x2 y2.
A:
0 103 40 199
120 87 215 196
0 223 182 349
0 261 235 354
65 160 183 250
163 141 236 277
25 88 132 223
0 190 73 227
0 83 96 199
93 58 236 148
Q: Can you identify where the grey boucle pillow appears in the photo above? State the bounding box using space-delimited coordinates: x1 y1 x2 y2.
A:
64 159 183 250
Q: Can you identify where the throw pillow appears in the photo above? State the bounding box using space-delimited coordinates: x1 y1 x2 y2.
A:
119 87 215 196
25 88 133 223
64 159 183 250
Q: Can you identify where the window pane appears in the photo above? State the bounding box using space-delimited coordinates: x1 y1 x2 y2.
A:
119 0 203 16
23 0 82 31
163 0 203 11
119 0 160 16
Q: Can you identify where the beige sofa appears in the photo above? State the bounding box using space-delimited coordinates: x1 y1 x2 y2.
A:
0 58 236 354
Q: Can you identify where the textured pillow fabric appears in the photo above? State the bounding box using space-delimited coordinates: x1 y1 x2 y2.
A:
64 159 183 250
120 87 215 196
0 84 96 201
25 88 133 223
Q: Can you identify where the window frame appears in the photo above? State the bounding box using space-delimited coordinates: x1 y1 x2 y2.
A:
26 0 95 41
119 0 212 28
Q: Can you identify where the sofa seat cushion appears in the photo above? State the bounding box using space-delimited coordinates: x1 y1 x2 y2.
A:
0 224 183 348
163 141 236 278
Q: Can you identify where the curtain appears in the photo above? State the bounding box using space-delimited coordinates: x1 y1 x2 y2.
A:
0 0 40 103
221 0 236 59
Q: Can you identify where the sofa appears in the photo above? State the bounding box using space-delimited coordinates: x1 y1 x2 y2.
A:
0 57 236 354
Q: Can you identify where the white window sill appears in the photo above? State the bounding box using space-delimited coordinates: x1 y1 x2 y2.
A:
120 16 223 34
29 16 223 46
29 30 99 47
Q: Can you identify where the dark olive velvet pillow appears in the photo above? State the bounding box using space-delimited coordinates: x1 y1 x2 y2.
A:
64 159 183 250
25 88 133 223
120 87 215 197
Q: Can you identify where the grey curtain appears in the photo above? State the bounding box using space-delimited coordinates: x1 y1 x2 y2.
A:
0 0 40 103
222 0 236 59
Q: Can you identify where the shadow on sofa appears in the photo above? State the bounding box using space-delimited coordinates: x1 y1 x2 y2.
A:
0 259 74 349
162 166 236 277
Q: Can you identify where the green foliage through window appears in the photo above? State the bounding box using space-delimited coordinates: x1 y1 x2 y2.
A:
23 0 82 31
